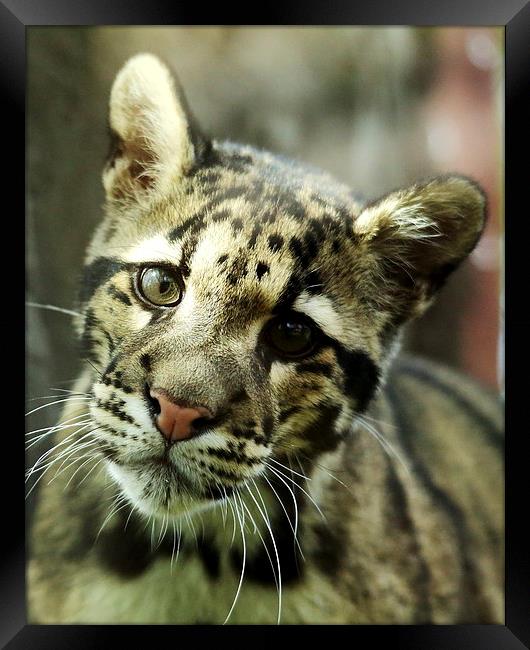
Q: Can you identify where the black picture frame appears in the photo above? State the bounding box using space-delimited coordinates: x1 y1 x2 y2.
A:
9 1 527 647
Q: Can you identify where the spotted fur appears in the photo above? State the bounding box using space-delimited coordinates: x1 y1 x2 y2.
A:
28 54 503 624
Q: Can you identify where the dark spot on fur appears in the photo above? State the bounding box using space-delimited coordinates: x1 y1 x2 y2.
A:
198 170 221 185
296 361 333 378
248 224 262 248
198 462 242 483
262 415 274 439
283 197 306 222
168 210 207 242
227 389 248 406
227 255 248 285
211 209 231 223
299 403 342 454
80 257 126 304
220 185 247 202
321 214 336 229
206 445 261 466
303 232 318 261
308 218 325 239
232 428 267 446
97 398 134 423
333 347 380 413
278 406 300 424
231 218 244 233
180 261 191 278
289 236 305 264
274 275 303 313
256 262 270 281
79 308 102 365
260 211 276 224
217 254 229 266
107 284 132 306
139 353 151 373
104 354 119 375
288 235 316 271
268 234 284 253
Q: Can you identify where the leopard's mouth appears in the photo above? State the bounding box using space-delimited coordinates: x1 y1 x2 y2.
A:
106 449 242 519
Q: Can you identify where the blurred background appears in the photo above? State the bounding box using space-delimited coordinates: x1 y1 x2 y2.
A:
26 27 503 497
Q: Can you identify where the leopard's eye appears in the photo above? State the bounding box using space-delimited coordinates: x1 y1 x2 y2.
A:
263 313 317 359
136 267 183 307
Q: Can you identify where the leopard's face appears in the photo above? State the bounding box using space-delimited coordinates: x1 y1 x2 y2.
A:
82 145 386 518
78 54 486 519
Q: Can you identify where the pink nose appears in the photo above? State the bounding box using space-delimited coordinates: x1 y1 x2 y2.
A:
150 389 213 443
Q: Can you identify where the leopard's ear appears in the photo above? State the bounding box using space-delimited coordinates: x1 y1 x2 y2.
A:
353 175 487 319
103 53 209 201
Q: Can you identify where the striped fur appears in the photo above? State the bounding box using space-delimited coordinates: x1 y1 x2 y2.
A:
28 54 503 624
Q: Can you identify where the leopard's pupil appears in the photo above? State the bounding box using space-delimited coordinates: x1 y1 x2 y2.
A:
268 317 314 357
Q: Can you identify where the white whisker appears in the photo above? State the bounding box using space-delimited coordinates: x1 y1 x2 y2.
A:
263 474 305 561
223 491 247 625
96 495 130 542
170 518 182 572
25 396 91 417
25 419 93 450
245 482 282 625
266 463 326 522
63 454 102 489
296 453 353 496
48 387 93 397
25 418 92 447
241 489 279 593
355 415 411 478
26 427 98 480
268 457 311 481
25 301 81 318
25 412 91 438
77 455 107 487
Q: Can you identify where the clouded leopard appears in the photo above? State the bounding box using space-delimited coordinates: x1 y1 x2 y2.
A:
27 53 503 624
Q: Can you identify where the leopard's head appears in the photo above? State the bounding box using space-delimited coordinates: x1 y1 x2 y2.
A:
79 54 486 519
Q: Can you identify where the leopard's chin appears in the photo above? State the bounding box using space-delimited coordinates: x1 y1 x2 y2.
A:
136 493 219 521
105 457 233 520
